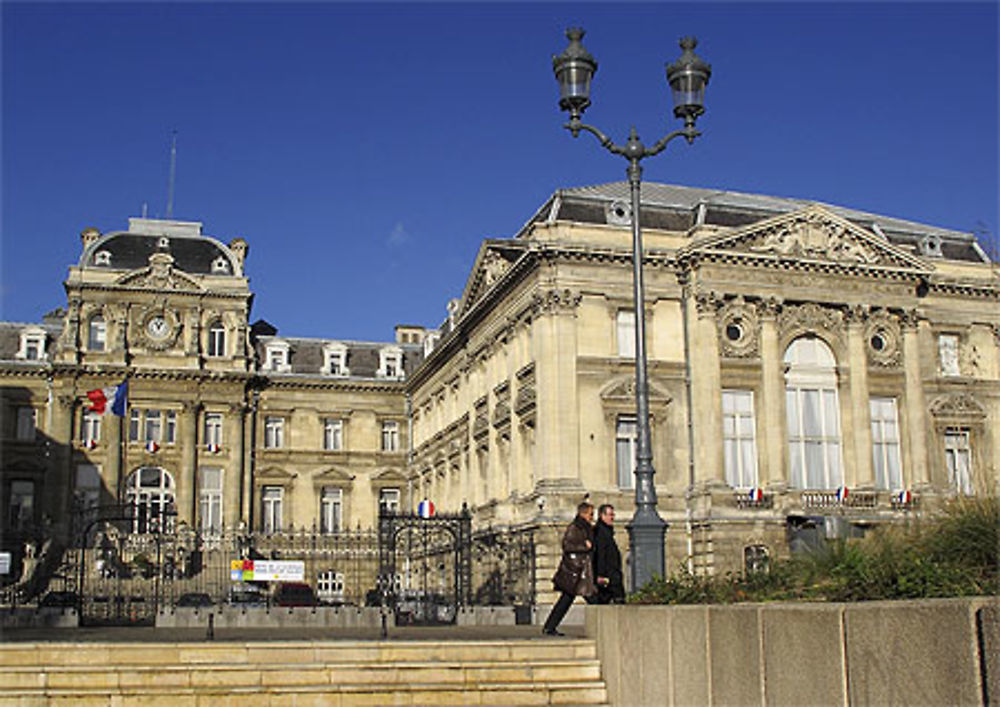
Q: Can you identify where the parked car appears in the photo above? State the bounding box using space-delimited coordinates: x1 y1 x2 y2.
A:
39 590 79 608
176 592 213 608
229 582 267 606
274 582 317 607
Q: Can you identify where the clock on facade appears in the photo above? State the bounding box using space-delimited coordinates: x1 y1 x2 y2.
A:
146 315 170 339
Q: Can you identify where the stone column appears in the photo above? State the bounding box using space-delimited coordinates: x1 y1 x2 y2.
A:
689 289 725 486
226 402 246 529
178 401 200 525
757 298 786 490
50 392 76 537
902 312 930 487
105 411 123 501
846 307 874 488
531 289 582 488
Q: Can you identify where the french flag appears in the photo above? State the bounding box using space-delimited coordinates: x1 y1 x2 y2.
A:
835 486 850 503
146 440 160 453
84 439 98 450
417 499 435 519
206 443 221 454
748 487 764 502
895 490 912 505
86 380 128 416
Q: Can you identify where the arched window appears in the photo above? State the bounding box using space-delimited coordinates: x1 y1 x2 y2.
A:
207 320 226 358
124 467 176 532
784 336 843 489
88 315 107 352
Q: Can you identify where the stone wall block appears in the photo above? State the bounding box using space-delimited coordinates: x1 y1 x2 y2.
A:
708 604 762 706
762 604 845 707
669 605 709 706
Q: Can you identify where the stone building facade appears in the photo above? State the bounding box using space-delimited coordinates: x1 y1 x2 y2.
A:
2 183 997 596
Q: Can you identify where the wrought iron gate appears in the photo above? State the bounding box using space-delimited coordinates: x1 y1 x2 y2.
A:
377 509 471 625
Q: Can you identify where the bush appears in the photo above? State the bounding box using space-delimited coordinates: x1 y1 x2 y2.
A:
630 496 999 604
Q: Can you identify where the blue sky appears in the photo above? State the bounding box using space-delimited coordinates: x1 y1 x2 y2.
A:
3 2 997 342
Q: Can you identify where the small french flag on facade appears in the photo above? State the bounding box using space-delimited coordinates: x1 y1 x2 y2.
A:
835 486 850 503
895 489 912 505
86 379 128 416
145 440 160 453
206 443 221 454
417 499 435 519
748 487 764 502
84 439 98 450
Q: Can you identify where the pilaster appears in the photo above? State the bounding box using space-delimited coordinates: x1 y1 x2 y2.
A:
226 402 245 528
690 289 724 486
846 306 874 488
178 401 199 525
757 298 785 489
902 312 929 487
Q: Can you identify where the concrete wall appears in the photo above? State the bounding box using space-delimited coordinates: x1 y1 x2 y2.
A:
586 597 998 707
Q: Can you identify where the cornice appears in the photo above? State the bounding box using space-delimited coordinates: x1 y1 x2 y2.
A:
66 282 252 300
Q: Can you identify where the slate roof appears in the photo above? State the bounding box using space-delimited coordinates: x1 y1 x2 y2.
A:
0 321 62 361
522 182 988 263
81 220 241 275
254 336 424 379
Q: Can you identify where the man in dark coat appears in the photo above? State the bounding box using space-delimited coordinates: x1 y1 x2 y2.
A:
542 501 596 636
592 504 625 604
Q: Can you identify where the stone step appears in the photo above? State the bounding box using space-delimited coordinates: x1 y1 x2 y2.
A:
0 639 597 667
0 659 603 690
0 679 609 706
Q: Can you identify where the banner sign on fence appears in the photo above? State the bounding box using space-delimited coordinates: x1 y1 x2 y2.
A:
230 559 304 582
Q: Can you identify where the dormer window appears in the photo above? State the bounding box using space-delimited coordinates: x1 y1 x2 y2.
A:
378 347 404 379
157 237 170 249
211 256 230 274
264 341 291 372
17 329 47 361
323 343 349 377
94 250 112 266
423 332 440 357
207 320 226 358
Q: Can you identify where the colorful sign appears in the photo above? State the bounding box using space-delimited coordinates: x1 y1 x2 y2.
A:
230 559 304 582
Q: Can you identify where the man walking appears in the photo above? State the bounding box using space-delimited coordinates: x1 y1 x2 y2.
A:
592 504 625 604
542 501 596 636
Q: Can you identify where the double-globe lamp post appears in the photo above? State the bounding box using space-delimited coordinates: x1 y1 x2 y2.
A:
552 27 711 590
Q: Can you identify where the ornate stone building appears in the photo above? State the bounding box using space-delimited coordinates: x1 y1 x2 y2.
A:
2 183 998 593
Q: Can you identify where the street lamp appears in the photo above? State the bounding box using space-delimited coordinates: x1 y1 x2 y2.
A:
552 27 711 590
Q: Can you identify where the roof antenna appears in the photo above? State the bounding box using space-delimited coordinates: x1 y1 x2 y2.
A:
165 130 177 219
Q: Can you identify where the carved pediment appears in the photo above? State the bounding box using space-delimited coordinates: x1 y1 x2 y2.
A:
929 393 987 421
459 244 526 315
600 377 672 406
313 467 354 485
257 466 295 482
370 467 408 483
685 206 932 274
117 253 204 292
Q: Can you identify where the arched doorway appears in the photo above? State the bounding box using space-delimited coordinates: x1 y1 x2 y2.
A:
124 466 176 532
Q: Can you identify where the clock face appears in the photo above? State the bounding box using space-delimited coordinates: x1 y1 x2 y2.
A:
146 315 170 339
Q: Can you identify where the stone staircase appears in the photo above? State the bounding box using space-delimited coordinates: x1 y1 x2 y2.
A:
0 638 609 706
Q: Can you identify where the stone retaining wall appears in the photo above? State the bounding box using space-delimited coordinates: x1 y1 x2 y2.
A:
586 597 998 706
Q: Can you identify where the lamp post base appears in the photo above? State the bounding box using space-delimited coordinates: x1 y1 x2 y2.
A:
626 509 668 591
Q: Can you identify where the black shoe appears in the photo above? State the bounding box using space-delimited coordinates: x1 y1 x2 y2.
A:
542 628 564 636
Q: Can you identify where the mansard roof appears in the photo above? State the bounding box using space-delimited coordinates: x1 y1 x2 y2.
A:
79 218 244 276
254 335 424 379
523 182 988 263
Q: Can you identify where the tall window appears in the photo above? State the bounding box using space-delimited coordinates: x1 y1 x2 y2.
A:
944 429 973 495
261 486 283 533
784 337 843 490
81 409 102 446
616 310 635 358
723 390 759 489
165 410 176 445
198 468 223 535
615 416 637 489
320 487 343 534
129 409 140 441
75 464 101 511
88 315 107 351
207 321 226 358
317 570 345 604
264 417 285 449
15 407 36 440
870 397 902 491
323 418 343 451
124 467 175 532
204 413 224 447
381 421 399 452
8 481 34 530
379 488 400 514
145 410 162 443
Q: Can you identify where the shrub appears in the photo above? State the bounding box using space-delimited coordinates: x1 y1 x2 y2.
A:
630 496 999 604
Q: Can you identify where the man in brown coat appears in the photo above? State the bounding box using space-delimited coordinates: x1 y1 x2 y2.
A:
542 502 596 636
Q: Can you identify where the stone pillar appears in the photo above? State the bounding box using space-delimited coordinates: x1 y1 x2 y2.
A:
226 402 245 529
902 312 930 487
846 307 874 488
689 289 725 486
178 401 200 525
531 289 582 488
757 299 786 490
106 412 123 501
49 392 76 537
